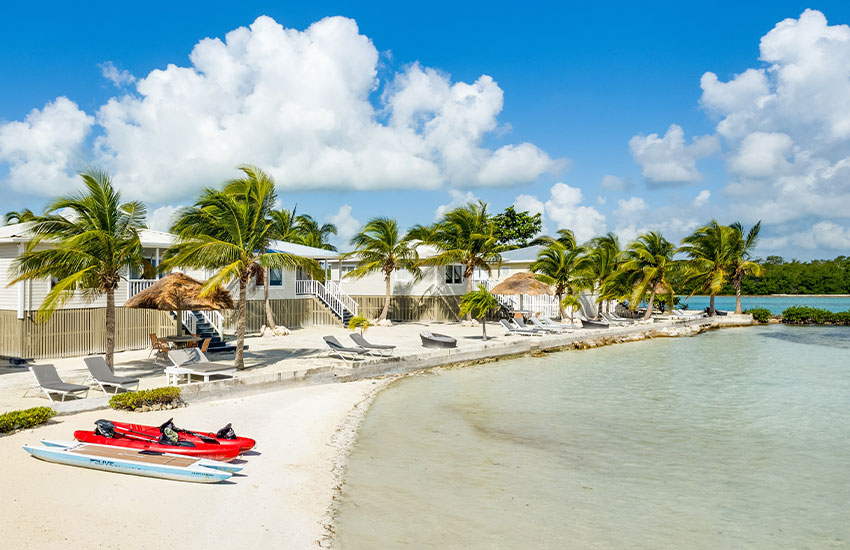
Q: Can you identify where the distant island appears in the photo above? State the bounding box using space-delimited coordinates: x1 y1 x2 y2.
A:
719 256 850 295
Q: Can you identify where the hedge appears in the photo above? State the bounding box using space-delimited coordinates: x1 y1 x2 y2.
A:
746 308 772 323
0 406 56 434
781 306 850 325
109 387 182 411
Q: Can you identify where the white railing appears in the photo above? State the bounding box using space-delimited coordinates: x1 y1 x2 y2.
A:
199 310 224 338
179 310 197 334
473 278 560 318
128 278 157 299
295 279 358 319
324 281 359 317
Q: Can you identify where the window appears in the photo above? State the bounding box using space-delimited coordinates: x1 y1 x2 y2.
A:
445 265 463 285
269 268 283 286
341 263 356 276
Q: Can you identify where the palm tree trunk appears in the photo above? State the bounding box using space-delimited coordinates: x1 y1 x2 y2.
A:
709 294 716 316
644 289 657 320
105 288 115 373
734 279 743 314
379 273 391 321
464 264 473 320
482 318 487 341
557 292 564 320
235 277 247 370
264 267 276 330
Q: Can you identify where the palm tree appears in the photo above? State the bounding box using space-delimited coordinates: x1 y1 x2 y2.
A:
4 208 37 224
619 232 676 320
9 170 146 371
162 165 315 369
295 215 337 251
260 206 301 330
344 217 421 322
559 294 582 324
531 242 591 320
729 221 763 314
531 228 577 249
416 201 502 319
678 220 736 316
458 284 501 341
586 232 621 314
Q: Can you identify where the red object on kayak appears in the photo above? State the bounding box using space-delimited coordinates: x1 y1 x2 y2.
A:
73 430 241 461
108 420 256 452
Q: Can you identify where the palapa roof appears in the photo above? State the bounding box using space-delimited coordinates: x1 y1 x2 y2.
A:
124 272 234 311
489 272 552 296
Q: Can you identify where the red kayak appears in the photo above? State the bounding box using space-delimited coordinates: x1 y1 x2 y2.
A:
111 419 256 453
73 419 255 462
73 430 241 462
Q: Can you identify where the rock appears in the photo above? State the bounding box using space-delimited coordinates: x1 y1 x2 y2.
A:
373 319 392 327
460 319 479 328
260 325 291 337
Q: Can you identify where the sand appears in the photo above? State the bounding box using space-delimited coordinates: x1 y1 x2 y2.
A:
0 379 389 550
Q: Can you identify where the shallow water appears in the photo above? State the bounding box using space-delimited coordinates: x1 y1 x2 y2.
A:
334 325 850 549
680 295 850 314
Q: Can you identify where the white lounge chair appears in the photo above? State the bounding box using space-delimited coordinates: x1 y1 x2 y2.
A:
499 319 539 336
28 364 89 403
165 349 236 385
529 317 566 333
83 356 140 394
349 333 395 356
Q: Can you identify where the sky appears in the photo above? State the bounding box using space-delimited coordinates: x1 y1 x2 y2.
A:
2 1 850 258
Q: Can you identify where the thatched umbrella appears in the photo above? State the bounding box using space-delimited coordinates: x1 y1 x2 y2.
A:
489 272 553 312
125 273 234 336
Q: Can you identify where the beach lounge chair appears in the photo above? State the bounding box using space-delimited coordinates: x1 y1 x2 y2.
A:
28 364 89 403
541 317 572 330
600 312 633 326
324 335 371 365
514 318 549 333
499 319 538 336
529 317 566 333
349 333 396 356
165 349 236 385
83 356 140 394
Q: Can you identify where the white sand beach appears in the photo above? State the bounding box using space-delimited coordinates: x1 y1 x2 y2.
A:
0 379 388 550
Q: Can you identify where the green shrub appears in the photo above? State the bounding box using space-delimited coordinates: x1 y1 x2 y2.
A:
109 387 182 411
781 306 850 325
746 308 772 323
348 316 371 334
0 406 56 433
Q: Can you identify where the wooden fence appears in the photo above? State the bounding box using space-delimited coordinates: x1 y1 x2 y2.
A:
0 308 175 360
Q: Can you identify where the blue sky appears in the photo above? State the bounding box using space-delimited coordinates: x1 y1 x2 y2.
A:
2 1 850 258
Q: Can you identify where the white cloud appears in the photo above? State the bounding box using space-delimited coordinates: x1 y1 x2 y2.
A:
596 196 606 205
693 189 711 207
435 189 478 219
147 205 181 232
601 174 628 191
99 61 136 87
1 16 557 201
0 97 94 195
512 194 544 217
614 215 700 245
728 132 793 178
326 204 360 250
629 124 719 183
760 221 850 251
614 196 648 218
544 182 606 243
697 10 850 225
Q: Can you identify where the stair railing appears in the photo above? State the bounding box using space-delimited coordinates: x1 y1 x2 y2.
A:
178 310 197 334
324 280 359 317
295 279 356 320
198 310 224 339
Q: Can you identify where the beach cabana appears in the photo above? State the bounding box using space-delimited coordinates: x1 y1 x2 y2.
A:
124 272 234 340
489 272 553 313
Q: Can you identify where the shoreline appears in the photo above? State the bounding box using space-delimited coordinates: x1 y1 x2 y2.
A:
1 316 753 549
682 294 850 298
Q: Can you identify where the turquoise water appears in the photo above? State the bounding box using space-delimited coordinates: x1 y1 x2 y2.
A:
679 295 850 314
334 325 850 549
